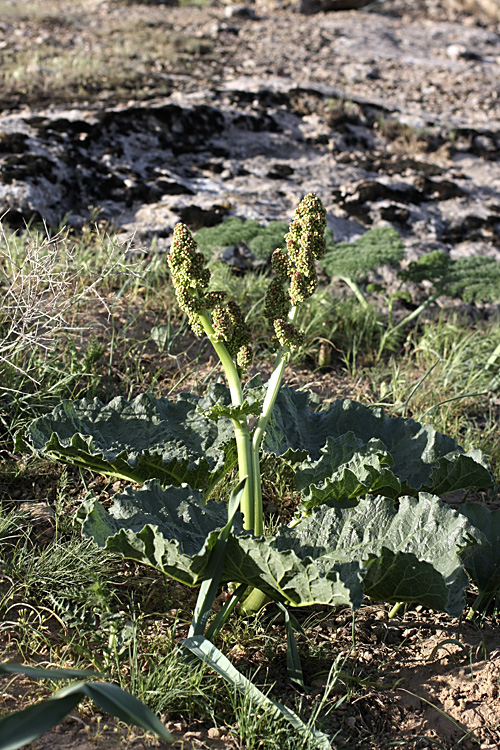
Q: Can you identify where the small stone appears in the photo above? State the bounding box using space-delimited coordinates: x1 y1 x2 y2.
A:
224 5 256 18
446 44 482 61
208 727 222 739
447 43 468 60
342 63 379 84
184 731 203 740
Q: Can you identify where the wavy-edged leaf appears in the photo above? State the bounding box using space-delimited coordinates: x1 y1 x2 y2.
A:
225 494 477 614
359 494 479 615
80 480 364 608
459 503 500 599
80 484 478 615
79 481 239 586
15 386 236 494
295 434 401 511
224 533 365 609
264 388 494 495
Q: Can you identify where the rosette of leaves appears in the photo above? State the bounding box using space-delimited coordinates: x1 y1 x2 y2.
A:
321 230 500 358
401 251 500 304
17 381 495 616
16 194 500 747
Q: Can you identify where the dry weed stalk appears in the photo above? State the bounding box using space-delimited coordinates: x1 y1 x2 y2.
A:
0 222 136 387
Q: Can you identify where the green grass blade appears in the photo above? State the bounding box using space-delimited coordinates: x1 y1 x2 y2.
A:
182 635 332 750
0 663 99 680
205 583 248 641
0 665 173 748
77 682 173 741
276 602 306 689
0 694 80 750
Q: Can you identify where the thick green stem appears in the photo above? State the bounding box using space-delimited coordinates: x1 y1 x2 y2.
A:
197 311 256 530
234 425 255 532
388 601 404 619
239 307 300 615
251 453 263 538
466 591 490 621
198 311 244 406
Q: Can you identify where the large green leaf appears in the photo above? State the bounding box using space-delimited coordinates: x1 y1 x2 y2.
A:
358 495 478 615
80 480 364 608
81 483 478 615
459 503 500 599
271 494 479 616
264 388 494 496
15 386 236 493
295 434 401 511
446 256 500 304
79 481 237 587
224 533 365 609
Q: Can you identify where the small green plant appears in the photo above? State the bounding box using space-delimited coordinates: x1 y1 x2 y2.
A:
16 195 500 747
195 218 293 261
322 230 500 358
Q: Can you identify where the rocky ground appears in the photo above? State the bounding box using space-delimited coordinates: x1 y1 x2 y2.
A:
1 0 500 267
2 1 500 748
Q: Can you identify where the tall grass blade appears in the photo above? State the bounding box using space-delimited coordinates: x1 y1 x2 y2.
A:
0 663 98 680
276 602 306 688
0 664 173 749
0 693 81 750
182 635 332 750
205 583 247 641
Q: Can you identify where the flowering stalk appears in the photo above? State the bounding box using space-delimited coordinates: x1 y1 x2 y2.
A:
168 223 256 529
167 194 327 554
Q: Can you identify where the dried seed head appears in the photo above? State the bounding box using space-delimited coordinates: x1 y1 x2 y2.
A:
224 300 252 358
265 193 326 346
168 223 212 329
203 291 227 309
212 304 234 343
271 248 291 281
236 344 253 370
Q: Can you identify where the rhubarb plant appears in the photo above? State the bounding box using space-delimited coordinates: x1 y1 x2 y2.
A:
16 195 499 746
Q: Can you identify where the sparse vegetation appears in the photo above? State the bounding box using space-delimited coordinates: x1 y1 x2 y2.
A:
2 196 500 748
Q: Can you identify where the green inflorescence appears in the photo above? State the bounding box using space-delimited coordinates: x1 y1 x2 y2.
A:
168 222 253 369
264 193 327 349
168 193 327 362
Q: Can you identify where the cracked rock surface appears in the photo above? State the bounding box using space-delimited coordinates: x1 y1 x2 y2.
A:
1 0 500 267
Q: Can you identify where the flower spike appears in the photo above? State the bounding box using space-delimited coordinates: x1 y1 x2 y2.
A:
168 222 252 369
264 193 327 350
